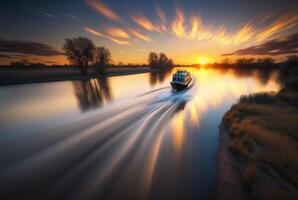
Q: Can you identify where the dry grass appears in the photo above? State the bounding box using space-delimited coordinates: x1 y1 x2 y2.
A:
242 163 258 189
261 187 289 200
228 138 250 160
223 90 298 195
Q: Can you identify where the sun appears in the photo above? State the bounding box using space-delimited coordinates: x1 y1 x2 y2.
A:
198 57 209 65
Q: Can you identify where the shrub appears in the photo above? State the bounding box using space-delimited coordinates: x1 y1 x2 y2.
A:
238 92 277 104
228 138 250 160
242 163 258 189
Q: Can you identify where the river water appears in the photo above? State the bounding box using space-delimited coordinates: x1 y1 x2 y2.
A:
0 67 281 199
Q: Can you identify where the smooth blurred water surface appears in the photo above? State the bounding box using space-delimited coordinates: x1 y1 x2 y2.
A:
0 67 281 199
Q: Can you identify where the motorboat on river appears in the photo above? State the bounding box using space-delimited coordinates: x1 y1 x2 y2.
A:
170 70 192 90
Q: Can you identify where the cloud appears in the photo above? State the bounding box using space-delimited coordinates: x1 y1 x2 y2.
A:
222 32 298 56
129 29 151 41
170 10 256 46
37 10 56 18
106 36 130 45
83 27 103 36
0 54 28 59
257 14 298 42
211 23 256 46
156 6 166 23
131 14 164 32
106 27 130 38
172 7 185 37
85 0 120 21
0 39 64 56
65 13 78 20
187 15 202 39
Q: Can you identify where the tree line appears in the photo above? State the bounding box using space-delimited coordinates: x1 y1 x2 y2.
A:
219 56 298 70
7 37 174 74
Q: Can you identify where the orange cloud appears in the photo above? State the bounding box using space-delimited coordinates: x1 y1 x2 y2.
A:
188 15 202 39
211 23 255 46
83 27 103 36
106 36 130 45
172 8 185 37
106 27 130 38
170 10 256 47
129 29 151 41
232 23 255 44
131 14 165 32
85 0 120 21
257 14 298 42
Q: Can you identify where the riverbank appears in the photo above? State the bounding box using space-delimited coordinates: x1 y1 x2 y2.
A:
215 78 298 199
0 66 153 86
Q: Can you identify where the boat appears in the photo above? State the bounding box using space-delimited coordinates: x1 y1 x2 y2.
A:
170 70 192 90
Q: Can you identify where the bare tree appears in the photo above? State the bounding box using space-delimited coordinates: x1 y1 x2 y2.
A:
148 52 159 68
94 46 111 74
63 37 95 74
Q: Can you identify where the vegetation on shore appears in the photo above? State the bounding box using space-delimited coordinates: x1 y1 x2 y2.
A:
222 62 298 199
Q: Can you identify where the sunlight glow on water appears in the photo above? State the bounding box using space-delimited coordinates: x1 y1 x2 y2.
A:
0 67 281 199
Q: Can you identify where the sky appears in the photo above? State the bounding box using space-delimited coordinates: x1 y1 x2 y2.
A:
1 0 298 65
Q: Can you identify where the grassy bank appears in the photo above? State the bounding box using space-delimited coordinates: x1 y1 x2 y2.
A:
221 77 298 199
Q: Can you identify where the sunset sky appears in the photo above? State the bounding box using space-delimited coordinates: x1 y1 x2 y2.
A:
1 0 298 65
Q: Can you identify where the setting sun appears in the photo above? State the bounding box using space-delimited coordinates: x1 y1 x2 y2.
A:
198 57 210 65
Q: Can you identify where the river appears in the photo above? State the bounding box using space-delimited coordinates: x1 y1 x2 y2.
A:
0 67 281 199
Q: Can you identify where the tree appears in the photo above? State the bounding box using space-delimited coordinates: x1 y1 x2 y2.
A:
63 37 95 74
236 57 256 65
148 52 173 69
158 53 169 68
148 52 159 68
256 57 275 69
285 55 298 69
221 58 231 65
94 46 111 74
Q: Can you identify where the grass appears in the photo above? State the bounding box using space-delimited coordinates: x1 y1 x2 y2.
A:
223 87 298 198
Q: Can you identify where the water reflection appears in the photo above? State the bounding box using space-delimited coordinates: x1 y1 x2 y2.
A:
0 68 282 200
73 78 112 111
149 69 171 86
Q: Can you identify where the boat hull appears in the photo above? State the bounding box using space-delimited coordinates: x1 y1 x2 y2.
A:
170 78 191 91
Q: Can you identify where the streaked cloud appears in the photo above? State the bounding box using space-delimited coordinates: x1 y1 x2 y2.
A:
0 54 28 59
106 36 130 45
85 0 120 21
171 9 256 46
83 27 103 36
257 14 298 42
156 6 166 23
0 39 64 56
106 27 130 38
187 15 202 39
211 23 256 46
65 13 78 20
129 29 151 41
37 10 56 18
172 8 185 37
223 32 298 56
131 14 165 32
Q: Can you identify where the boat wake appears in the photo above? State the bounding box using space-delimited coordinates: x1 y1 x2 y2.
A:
0 80 197 199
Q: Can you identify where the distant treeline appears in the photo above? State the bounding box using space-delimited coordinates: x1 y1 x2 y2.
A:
213 56 298 70
2 37 174 75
